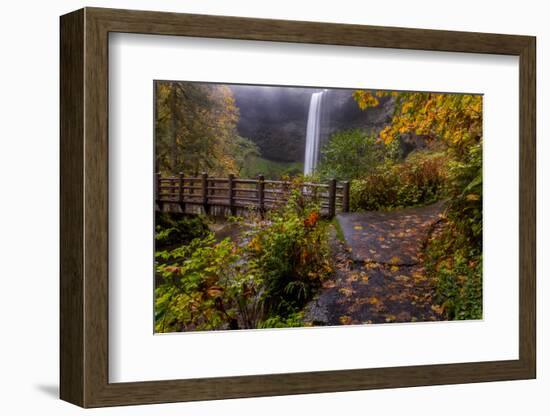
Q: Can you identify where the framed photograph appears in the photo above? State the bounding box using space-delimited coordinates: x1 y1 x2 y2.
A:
60 7 536 408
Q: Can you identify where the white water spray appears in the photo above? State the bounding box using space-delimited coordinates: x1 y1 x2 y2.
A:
303 91 326 175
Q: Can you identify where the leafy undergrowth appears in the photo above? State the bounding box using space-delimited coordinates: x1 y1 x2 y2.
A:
424 220 482 320
154 182 332 332
155 212 210 249
424 142 483 320
350 151 448 211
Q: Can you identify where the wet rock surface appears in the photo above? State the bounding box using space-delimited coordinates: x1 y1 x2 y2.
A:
305 202 445 326
336 202 445 265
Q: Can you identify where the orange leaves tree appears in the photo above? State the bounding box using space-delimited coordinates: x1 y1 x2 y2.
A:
155 81 241 176
353 90 483 319
353 90 482 159
353 90 483 240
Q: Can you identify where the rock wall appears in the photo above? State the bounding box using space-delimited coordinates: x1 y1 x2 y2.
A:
230 85 397 163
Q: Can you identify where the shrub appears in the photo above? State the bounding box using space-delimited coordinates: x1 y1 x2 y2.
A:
259 311 305 328
245 187 332 317
424 142 482 320
350 151 448 211
155 233 264 332
424 222 482 320
445 141 482 246
155 212 209 248
154 181 333 331
318 129 401 181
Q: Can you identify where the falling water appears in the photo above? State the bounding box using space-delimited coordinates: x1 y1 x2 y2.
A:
303 91 326 176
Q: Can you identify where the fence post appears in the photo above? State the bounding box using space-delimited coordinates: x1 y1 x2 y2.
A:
178 172 185 213
201 172 209 215
328 178 337 219
342 181 350 213
257 174 265 217
228 173 236 216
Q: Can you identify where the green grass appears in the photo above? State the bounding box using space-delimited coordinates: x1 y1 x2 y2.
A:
241 156 303 180
332 218 346 243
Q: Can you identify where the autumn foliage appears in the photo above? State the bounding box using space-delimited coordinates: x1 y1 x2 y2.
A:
155 182 332 332
352 89 483 319
155 81 260 177
353 90 482 157
153 83 484 331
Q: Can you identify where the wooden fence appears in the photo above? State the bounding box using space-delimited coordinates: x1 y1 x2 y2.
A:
155 173 350 218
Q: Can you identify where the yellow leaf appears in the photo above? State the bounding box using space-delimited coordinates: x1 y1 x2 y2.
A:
390 256 401 265
431 304 445 314
412 271 426 282
339 315 352 325
348 273 359 282
365 262 378 269
367 296 379 305
206 286 223 298
323 280 336 289
339 287 354 297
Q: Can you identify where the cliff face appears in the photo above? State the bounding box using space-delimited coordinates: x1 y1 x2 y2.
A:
230 85 310 163
230 85 395 163
320 89 394 145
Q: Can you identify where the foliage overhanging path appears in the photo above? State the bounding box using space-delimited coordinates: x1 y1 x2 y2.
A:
305 202 446 325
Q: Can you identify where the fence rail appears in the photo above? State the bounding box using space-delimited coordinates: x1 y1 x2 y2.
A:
155 172 350 218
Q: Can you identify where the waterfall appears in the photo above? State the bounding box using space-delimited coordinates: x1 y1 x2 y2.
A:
304 91 325 176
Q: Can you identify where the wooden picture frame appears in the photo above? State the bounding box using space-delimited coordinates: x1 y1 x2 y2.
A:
60 7 536 408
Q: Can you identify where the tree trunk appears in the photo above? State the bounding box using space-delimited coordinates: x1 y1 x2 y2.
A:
170 83 178 174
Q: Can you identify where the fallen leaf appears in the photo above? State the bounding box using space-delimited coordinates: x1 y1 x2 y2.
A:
395 275 410 282
207 286 223 297
339 315 352 325
431 304 445 314
368 296 379 305
412 271 426 282
390 256 402 264
339 287 354 297
322 280 336 289
348 273 359 282
397 311 411 321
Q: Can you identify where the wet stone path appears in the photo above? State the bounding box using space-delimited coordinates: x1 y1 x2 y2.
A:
305 202 446 325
